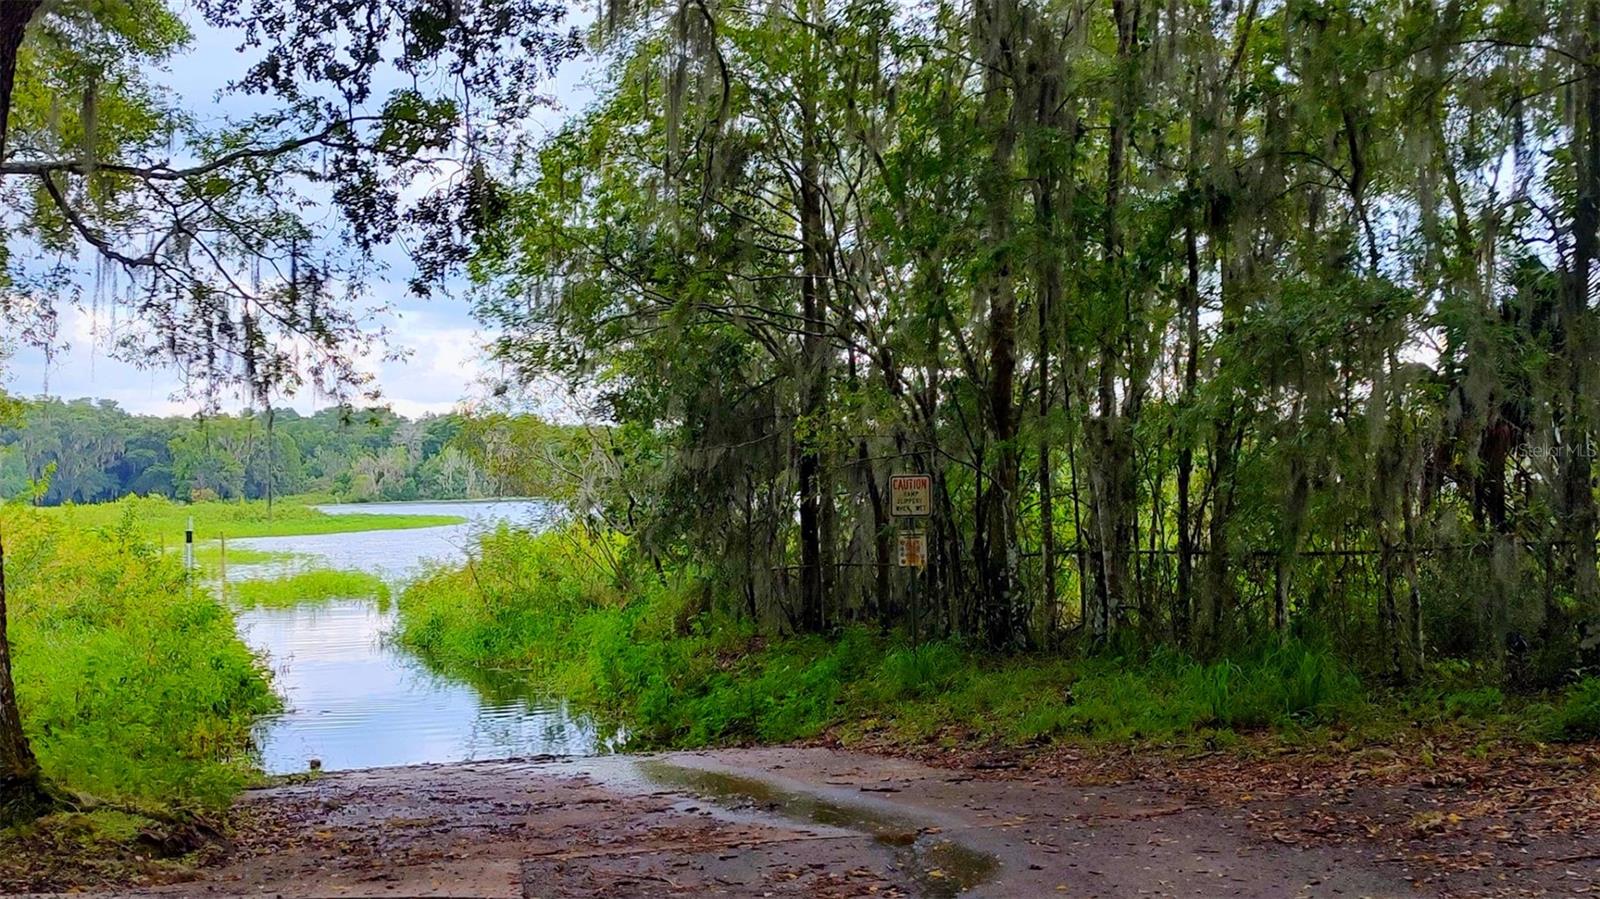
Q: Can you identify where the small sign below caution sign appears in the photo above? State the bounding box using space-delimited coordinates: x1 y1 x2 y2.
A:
890 474 932 517
898 532 928 569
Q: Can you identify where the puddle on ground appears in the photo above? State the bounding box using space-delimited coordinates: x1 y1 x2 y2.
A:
636 760 998 898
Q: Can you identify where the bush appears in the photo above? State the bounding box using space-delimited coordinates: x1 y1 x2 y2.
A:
1184 641 1362 730
1442 686 1507 720
7 508 278 810
1543 678 1600 742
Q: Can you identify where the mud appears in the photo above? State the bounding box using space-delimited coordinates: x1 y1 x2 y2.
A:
16 745 1593 898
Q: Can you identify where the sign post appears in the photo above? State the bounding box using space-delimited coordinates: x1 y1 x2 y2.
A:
891 474 932 644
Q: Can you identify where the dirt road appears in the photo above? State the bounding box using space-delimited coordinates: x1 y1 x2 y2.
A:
74 745 1586 898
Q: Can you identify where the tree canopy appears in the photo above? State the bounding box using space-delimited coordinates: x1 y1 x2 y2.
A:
0 398 520 504
473 0 1600 683
0 0 579 821
1 0 579 404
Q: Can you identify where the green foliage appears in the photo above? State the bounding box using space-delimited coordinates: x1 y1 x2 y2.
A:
4 0 580 409
400 529 1380 751
1543 679 1600 743
469 0 1600 685
398 524 624 672
5 509 278 810
1442 687 1509 721
874 643 965 700
230 570 391 609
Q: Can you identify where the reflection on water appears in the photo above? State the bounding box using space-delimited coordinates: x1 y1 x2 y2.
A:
237 599 604 774
229 500 609 775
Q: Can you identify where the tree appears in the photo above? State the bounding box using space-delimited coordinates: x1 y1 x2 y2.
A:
473 0 1600 683
0 0 577 822
0 388 49 822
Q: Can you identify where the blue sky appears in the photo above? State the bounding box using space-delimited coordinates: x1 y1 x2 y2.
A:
4 6 598 418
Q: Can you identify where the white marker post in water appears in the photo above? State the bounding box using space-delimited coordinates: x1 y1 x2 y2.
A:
184 516 195 573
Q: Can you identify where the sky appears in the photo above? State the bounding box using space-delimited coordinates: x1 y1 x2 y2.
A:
3 6 599 418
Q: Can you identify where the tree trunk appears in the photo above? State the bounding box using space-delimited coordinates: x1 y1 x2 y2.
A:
1176 219 1199 647
0 0 53 826
0 1 37 156
1565 0 1600 618
1032 94 1062 644
796 59 829 633
1275 447 1309 638
1087 0 1140 643
1199 215 1241 656
0 525 49 824
975 0 1024 649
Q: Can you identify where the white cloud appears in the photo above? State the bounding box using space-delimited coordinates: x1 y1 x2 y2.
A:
4 303 499 418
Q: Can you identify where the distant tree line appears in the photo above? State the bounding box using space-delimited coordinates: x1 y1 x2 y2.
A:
0 398 579 505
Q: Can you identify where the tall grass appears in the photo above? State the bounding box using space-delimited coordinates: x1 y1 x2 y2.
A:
6 506 278 810
398 524 625 671
230 570 391 608
192 545 295 567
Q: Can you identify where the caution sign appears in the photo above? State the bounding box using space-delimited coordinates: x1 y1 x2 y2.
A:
890 474 932 517
897 532 928 569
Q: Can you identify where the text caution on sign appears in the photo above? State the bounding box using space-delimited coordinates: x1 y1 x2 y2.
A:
890 474 931 517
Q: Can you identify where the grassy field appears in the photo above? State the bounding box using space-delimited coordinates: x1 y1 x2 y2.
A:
42 494 464 541
398 526 1600 753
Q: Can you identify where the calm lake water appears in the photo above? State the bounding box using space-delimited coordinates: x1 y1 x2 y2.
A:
229 500 610 775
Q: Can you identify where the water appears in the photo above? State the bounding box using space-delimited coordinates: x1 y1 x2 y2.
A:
628 760 998 898
231 499 555 580
229 499 608 775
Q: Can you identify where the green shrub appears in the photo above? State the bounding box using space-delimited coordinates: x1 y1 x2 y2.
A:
1543 678 1600 742
7 508 278 810
396 529 1380 753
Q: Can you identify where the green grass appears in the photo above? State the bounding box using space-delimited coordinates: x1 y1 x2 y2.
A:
192 544 298 568
398 526 1600 754
4 506 279 811
42 494 464 541
230 569 391 608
